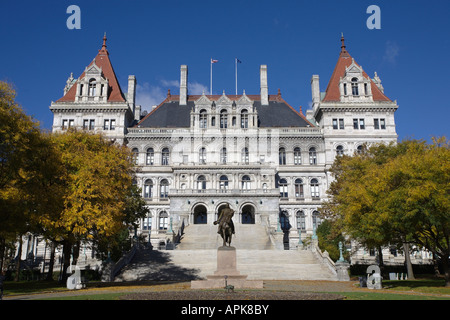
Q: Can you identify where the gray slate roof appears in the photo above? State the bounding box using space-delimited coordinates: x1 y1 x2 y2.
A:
137 98 312 128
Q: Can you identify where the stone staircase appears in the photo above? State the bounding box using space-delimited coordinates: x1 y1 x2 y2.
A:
176 223 275 250
114 224 338 282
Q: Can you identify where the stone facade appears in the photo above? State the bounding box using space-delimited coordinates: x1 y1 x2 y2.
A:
44 35 434 267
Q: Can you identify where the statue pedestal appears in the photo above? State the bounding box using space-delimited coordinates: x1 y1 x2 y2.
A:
191 246 263 289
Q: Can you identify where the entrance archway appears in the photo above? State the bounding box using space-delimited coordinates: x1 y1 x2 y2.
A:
193 204 207 224
241 204 255 224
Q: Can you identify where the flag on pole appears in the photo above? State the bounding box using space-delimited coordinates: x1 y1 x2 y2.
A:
210 59 218 95
235 58 242 95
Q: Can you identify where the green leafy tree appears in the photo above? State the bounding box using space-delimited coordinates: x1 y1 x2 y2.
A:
322 138 450 285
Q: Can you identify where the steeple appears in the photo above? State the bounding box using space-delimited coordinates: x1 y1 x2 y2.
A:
340 33 346 52
99 32 108 55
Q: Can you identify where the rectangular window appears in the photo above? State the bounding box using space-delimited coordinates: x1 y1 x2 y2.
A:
104 119 109 130
339 118 344 130
374 118 380 129
143 215 152 231
359 119 365 130
110 119 116 130
380 118 386 129
89 119 95 130
83 119 89 130
332 119 338 130
62 119 68 130
353 119 359 129
68 119 75 128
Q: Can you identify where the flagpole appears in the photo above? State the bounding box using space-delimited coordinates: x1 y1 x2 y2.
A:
210 58 212 95
235 58 238 95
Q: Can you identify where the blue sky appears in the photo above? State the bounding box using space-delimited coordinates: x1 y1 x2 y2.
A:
0 0 449 142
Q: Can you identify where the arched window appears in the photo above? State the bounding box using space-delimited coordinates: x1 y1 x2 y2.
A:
279 147 286 165
199 109 207 128
309 147 317 165
336 145 344 156
219 175 229 192
310 178 320 199
199 147 206 164
241 147 249 164
220 109 228 129
295 178 304 198
296 211 306 232
294 147 301 165
143 179 153 199
356 145 363 154
312 210 321 230
241 175 251 190
146 148 154 165
351 77 359 96
197 175 206 192
279 178 288 199
132 148 139 165
88 78 96 96
160 179 169 199
220 148 227 164
241 109 248 128
159 211 168 230
161 148 170 165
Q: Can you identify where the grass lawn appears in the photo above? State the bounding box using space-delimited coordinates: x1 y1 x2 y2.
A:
3 277 449 300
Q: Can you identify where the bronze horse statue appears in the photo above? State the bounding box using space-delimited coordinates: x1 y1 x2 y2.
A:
214 205 235 247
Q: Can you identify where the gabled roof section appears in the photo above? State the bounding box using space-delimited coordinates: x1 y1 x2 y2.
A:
56 34 126 103
323 35 391 102
136 93 315 128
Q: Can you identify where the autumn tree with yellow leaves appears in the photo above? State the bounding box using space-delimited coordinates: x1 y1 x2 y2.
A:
0 81 148 281
321 138 450 286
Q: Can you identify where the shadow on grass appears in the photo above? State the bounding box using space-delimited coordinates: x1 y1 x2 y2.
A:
114 249 203 282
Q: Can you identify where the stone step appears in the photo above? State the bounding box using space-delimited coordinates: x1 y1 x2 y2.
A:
176 223 275 250
115 248 338 282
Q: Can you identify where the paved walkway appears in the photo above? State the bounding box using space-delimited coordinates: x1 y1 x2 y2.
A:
3 280 364 300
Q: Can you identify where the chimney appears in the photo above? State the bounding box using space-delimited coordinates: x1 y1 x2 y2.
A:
311 75 320 109
128 75 136 111
260 65 269 106
180 65 188 105
134 105 141 122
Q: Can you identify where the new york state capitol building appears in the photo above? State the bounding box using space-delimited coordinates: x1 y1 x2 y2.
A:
48 35 418 268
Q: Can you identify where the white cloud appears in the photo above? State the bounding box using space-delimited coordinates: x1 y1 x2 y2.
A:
135 82 165 112
189 81 208 95
383 41 400 64
135 80 208 112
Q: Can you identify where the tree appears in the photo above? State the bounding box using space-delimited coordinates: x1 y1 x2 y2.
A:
321 143 397 273
0 81 44 276
321 139 450 285
45 130 147 282
377 138 449 285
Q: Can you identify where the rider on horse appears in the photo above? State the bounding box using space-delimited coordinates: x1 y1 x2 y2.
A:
214 204 235 235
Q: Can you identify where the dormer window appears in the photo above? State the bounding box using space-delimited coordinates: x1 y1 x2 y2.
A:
88 78 97 96
220 109 228 129
199 109 207 128
351 78 359 96
241 109 249 129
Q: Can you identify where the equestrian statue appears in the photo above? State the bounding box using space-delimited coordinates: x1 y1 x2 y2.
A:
213 204 235 247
